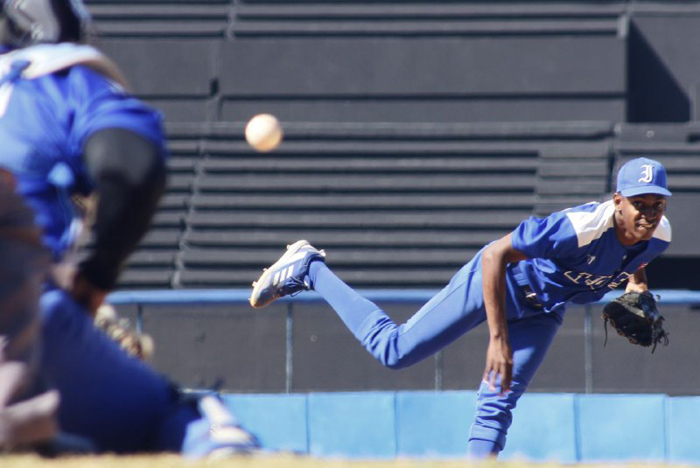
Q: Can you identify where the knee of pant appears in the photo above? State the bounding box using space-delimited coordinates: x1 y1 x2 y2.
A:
367 337 416 370
375 350 416 370
474 395 514 429
473 380 526 433
40 290 82 324
384 358 409 370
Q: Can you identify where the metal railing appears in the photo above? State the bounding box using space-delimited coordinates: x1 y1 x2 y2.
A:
108 289 700 393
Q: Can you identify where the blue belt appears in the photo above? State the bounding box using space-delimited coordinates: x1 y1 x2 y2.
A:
509 263 543 310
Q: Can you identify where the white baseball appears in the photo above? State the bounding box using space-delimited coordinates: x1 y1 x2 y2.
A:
245 114 283 152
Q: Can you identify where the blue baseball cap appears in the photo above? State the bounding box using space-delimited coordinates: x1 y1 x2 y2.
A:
616 157 672 197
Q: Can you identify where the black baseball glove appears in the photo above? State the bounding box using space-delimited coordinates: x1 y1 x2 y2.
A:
602 291 669 352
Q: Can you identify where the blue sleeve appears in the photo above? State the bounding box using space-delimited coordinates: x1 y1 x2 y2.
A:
511 212 579 259
65 66 168 190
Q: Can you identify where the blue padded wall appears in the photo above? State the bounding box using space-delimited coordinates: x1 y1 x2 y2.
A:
668 396 700 464
500 393 577 463
307 392 396 458
577 394 667 462
220 390 699 463
395 391 477 458
222 394 308 453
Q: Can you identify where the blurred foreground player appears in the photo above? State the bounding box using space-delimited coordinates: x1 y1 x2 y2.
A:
0 0 257 455
0 171 58 451
251 157 671 458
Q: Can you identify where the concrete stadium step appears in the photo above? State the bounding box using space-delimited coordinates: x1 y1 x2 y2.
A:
236 3 625 19
88 3 229 38
165 121 615 140
189 193 535 210
181 247 481 268
187 210 529 229
184 229 508 249
198 156 538 173
118 269 173 289
195 174 536 193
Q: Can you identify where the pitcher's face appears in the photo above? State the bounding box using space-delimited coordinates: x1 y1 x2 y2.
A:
613 193 667 244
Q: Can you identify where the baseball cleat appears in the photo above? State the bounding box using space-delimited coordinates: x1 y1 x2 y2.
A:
249 240 325 309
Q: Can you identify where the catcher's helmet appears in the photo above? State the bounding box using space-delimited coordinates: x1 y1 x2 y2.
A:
2 0 91 46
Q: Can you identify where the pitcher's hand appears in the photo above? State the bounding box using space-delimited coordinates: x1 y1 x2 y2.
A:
483 337 513 394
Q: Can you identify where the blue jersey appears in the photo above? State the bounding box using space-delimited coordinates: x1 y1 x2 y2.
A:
0 43 166 261
510 199 671 312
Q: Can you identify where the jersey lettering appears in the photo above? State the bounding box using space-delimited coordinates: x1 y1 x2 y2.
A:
606 271 633 290
584 274 612 289
564 270 590 284
564 270 632 290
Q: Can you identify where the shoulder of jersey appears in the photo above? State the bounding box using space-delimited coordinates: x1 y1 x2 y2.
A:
563 200 614 248
0 43 128 88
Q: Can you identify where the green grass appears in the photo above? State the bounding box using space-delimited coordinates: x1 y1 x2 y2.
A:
0 455 690 468
2 455 483 468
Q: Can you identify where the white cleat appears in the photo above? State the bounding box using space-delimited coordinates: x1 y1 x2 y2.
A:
249 240 326 309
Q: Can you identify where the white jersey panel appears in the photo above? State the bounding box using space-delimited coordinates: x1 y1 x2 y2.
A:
653 216 672 243
564 200 615 248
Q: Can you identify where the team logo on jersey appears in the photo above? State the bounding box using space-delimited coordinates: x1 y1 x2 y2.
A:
639 164 654 183
564 270 632 290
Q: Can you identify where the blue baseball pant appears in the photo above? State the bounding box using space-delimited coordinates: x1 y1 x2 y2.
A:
39 288 200 453
308 250 563 456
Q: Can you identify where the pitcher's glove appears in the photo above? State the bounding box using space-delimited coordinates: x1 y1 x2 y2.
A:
602 291 669 352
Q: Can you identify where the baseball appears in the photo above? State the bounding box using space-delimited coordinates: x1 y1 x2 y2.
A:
245 113 283 152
